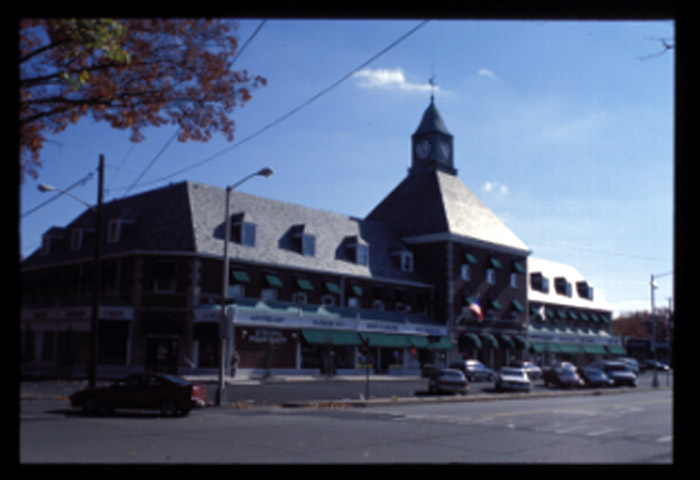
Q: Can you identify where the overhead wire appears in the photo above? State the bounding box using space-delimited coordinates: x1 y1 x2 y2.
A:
120 19 429 192
117 19 268 198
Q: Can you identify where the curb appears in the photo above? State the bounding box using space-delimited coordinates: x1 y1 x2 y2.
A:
278 385 671 409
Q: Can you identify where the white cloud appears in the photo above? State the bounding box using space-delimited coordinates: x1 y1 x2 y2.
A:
477 68 497 79
482 181 508 196
353 68 434 93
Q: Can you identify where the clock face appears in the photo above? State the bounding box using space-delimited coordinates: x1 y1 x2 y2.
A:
439 141 451 160
414 139 431 159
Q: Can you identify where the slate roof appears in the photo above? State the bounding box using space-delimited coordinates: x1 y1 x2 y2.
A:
365 169 530 253
413 97 452 137
23 181 430 286
527 257 611 312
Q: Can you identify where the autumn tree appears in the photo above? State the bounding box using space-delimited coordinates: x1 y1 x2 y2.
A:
19 18 267 182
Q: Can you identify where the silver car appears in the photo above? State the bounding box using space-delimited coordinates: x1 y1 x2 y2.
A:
428 368 469 395
495 367 531 392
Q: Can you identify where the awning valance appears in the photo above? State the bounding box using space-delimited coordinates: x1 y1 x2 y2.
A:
606 344 627 355
302 329 362 346
359 332 412 348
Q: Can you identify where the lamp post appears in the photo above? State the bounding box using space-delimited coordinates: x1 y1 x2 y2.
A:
650 271 672 388
38 155 104 387
216 167 273 406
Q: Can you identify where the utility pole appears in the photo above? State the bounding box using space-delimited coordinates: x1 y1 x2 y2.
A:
89 155 104 387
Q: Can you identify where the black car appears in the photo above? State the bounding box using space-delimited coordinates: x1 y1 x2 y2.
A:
578 367 615 388
70 373 208 416
641 359 670 372
450 359 496 382
586 361 637 387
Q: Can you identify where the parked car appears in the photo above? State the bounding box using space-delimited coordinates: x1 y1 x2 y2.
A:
428 368 469 395
494 367 531 392
509 360 542 380
578 367 615 388
586 361 637 387
70 373 208 416
542 366 585 388
641 359 670 372
450 359 496 382
618 357 640 374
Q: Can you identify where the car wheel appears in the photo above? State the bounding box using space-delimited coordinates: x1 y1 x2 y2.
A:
82 396 98 414
160 399 178 417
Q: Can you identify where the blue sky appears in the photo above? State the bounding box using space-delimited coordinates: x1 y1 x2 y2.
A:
19 19 675 317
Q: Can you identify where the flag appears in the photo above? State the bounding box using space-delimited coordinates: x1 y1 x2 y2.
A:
469 298 483 322
538 305 546 321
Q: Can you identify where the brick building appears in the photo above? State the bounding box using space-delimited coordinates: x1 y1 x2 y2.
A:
21 98 613 379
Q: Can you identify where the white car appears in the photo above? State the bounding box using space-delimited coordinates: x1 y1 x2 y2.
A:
495 367 531 392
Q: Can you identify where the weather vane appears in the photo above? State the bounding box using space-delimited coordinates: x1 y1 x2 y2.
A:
428 74 437 101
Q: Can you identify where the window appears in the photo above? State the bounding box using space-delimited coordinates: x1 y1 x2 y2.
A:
355 244 369 265
261 288 278 302
486 268 496 285
301 234 316 256
372 299 385 311
232 222 256 247
71 229 84 250
555 277 572 297
292 292 307 304
393 250 414 272
577 281 594 300
107 220 122 243
510 272 518 288
461 264 471 281
530 272 550 293
153 261 177 293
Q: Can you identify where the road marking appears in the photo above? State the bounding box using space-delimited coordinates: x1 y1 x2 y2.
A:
586 428 618 437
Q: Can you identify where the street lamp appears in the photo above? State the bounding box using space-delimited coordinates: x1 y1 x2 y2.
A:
38 155 104 387
216 167 274 406
650 271 672 388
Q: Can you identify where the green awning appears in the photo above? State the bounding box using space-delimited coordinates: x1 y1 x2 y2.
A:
499 334 515 350
512 335 527 349
461 332 482 349
491 299 503 311
351 285 363 297
512 261 525 273
325 281 341 294
302 329 362 346
464 252 478 265
511 299 525 313
232 270 250 283
359 332 412 348
265 274 283 288
410 336 454 350
557 343 584 354
582 344 607 355
489 258 503 269
296 279 314 291
480 332 499 349
606 344 627 355
530 342 546 353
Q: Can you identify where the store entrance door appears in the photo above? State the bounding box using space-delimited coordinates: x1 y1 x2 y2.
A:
146 337 179 374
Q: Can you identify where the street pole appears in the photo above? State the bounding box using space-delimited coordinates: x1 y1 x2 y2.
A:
216 185 233 406
650 274 658 388
89 154 104 387
216 168 274 406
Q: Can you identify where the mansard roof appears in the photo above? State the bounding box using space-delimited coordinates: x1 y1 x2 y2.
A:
365 169 530 254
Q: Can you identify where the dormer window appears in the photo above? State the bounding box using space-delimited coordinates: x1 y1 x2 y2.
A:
40 227 64 255
393 249 414 273
345 236 369 265
577 281 594 300
555 277 572 297
230 213 257 247
70 228 84 250
530 272 550 293
292 224 316 256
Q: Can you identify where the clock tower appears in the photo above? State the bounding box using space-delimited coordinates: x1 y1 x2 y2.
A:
410 96 456 175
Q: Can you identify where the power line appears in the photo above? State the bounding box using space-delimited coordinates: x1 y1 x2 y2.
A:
117 19 268 198
119 19 429 192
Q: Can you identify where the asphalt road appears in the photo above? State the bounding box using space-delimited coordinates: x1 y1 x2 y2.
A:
19 372 674 464
20 389 672 464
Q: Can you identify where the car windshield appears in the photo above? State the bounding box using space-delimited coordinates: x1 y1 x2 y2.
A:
584 369 603 378
501 368 525 377
555 368 574 376
441 370 464 379
606 364 631 372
